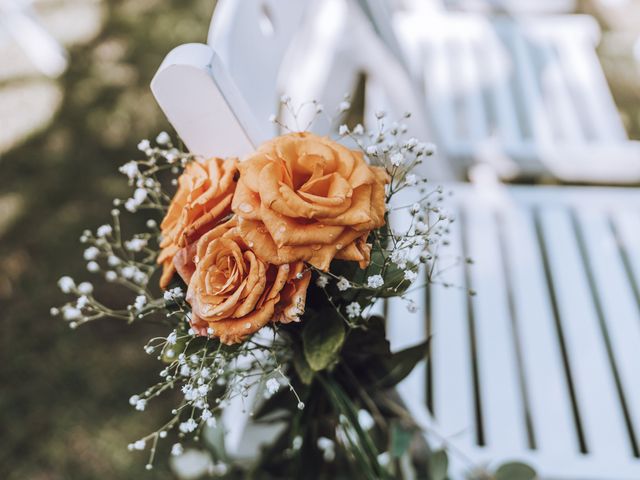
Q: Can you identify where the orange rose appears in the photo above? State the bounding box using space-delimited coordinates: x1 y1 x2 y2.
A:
174 218 311 345
231 132 389 271
158 157 238 288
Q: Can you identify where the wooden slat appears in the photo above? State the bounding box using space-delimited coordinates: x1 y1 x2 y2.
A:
499 202 576 454
611 211 640 299
462 198 527 450
455 35 488 144
430 208 476 446
576 209 640 448
537 207 630 458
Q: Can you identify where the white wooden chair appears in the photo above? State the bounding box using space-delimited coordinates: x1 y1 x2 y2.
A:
388 184 640 479
370 8 640 183
151 2 640 478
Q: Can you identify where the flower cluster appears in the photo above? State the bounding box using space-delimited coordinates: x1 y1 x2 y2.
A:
54 106 462 475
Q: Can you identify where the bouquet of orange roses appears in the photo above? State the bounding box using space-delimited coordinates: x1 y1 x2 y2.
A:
54 110 457 478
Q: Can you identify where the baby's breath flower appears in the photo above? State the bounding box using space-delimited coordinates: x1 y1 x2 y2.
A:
146 219 157 229
338 124 349 136
266 378 280 396
77 282 93 295
390 250 408 269
96 224 113 237
137 139 150 152
63 306 82 320
105 271 117 282
346 302 361 319
336 277 350 291
366 145 378 156
135 399 147 411
134 295 147 311
179 418 198 433
156 131 170 145
58 276 75 293
390 152 405 166
352 123 364 135
119 161 139 179
125 238 147 252
405 174 417 186
83 247 99 261
171 443 184 456
316 274 329 288
87 261 99 273
404 270 418 282
410 203 421 215
167 331 177 345
367 275 384 289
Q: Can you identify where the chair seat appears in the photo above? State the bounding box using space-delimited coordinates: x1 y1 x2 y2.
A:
388 184 640 479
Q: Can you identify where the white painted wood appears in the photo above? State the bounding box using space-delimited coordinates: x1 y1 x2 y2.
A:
498 202 576 455
207 0 310 136
388 11 640 183
388 185 640 478
462 196 528 451
151 43 268 159
429 208 476 448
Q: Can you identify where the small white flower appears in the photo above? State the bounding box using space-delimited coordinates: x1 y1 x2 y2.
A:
137 139 151 152
179 365 191 376
367 275 384 289
206 327 214 336
346 302 361 319
50 307 60 316
105 271 117 282
58 276 75 293
63 306 82 320
171 443 184 456
404 270 418 282
125 238 147 252
76 296 89 309
366 145 378 156
171 287 184 297
124 198 138 213
107 255 121 267
96 224 112 237
405 137 418 148
352 123 364 135
163 290 173 301
135 399 146 411
133 271 148 285
390 152 405 166
410 203 421 215
336 277 350 291
266 378 280 395
167 331 178 345
206 417 217 427
201 409 212 421
338 124 349 136
87 261 99 273
83 247 99 261
156 131 170 145
133 439 146 450
146 219 157 229
317 437 336 462
358 409 375 430
119 161 139 179
405 174 417 186
377 452 391 467
134 295 147 311
292 436 303 450
133 188 148 204
390 250 408 269
77 282 93 295
179 418 198 433
129 395 140 406
315 274 329 288
375 110 386 119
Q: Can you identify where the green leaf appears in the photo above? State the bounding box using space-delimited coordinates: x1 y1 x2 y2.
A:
495 462 537 480
302 310 345 371
293 346 315 384
428 450 448 480
374 339 430 389
390 422 413 458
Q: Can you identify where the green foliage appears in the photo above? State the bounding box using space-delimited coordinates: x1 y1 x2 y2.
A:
494 462 538 480
303 309 346 371
428 450 449 480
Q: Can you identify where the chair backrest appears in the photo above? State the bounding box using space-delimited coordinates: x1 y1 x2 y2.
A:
207 0 310 136
443 0 577 14
391 11 636 182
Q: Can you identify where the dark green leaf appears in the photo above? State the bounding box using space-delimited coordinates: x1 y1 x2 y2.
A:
293 346 315 384
390 422 413 458
428 450 448 480
374 339 430 389
303 310 346 371
495 462 537 480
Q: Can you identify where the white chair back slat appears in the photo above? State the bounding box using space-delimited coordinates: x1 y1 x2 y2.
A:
575 210 640 443
498 202 576 455
151 44 268 158
462 198 528 451
429 208 476 447
455 35 488 144
537 207 631 458
482 28 522 148
555 35 627 142
207 0 310 136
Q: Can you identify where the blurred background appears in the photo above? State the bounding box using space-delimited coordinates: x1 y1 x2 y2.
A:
1 0 640 478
